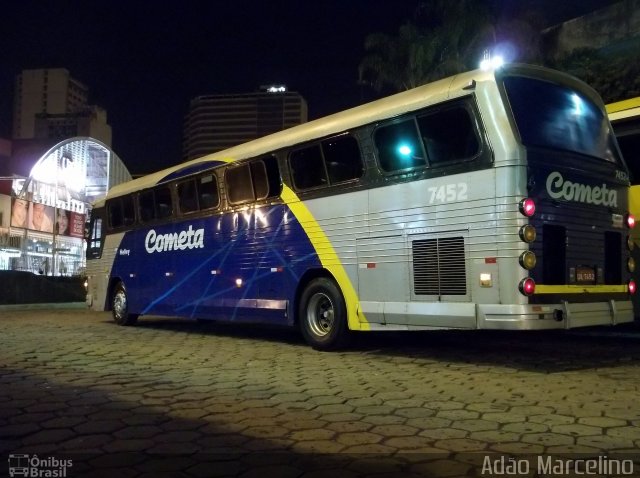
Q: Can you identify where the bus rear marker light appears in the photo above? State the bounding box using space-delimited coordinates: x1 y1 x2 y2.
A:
519 198 536 217
627 214 636 229
519 251 537 270
519 225 536 243
519 278 535 296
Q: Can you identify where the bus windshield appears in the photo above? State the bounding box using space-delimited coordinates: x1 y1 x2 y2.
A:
503 76 621 164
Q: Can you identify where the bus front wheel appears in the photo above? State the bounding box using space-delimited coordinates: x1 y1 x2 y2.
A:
299 277 350 350
112 282 138 326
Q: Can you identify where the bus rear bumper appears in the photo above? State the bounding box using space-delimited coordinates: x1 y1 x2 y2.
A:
478 300 634 330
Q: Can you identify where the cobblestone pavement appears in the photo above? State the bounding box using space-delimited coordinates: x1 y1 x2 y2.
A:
1 308 640 477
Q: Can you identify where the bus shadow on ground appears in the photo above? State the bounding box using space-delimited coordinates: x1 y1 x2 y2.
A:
124 316 640 374
1 368 439 478
351 325 640 373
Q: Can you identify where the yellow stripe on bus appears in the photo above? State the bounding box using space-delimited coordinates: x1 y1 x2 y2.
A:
606 96 640 114
280 185 369 331
536 284 628 294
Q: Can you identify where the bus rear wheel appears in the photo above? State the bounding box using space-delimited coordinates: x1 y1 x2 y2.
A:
112 282 138 326
299 277 350 350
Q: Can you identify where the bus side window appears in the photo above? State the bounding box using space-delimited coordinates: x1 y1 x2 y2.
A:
198 174 219 210
155 186 173 219
374 119 426 172
122 195 135 226
226 164 254 204
87 214 104 259
418 105 480 164
257 155 282 199
251 161 269 200
322 136 363 184
290 145 327 190
178 179 198 214
107 199 123 229
139 190 155 222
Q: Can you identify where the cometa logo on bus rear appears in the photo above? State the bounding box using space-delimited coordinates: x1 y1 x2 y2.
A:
546 171 617 207
145 225 204 253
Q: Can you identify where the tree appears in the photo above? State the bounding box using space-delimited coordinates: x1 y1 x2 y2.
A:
358 22 437 93
550 48 640 103
358 1 505 94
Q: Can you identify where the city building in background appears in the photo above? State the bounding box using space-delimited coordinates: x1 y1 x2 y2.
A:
13 68 112 146
182 85 308 161
0 137 131 275
0 68 129 276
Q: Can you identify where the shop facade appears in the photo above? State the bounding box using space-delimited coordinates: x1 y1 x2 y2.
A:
0 137 131 276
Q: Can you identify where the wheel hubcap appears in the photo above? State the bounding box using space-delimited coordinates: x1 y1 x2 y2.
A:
307 292 334 337
114 290 127 319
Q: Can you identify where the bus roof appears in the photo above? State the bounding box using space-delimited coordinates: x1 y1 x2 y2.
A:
607 96 640 121
98 64 596 206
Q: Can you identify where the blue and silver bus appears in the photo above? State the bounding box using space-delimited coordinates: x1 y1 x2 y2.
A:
86 63 635 350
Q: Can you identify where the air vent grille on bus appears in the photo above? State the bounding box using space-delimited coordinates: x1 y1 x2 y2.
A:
412 236 466 296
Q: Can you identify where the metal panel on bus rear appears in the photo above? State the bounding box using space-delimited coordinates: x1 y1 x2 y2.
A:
526 152 629 300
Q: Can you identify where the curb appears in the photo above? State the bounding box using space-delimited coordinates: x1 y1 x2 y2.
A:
0 302 87 311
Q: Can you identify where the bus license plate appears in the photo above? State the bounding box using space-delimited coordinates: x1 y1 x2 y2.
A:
576 266 596 284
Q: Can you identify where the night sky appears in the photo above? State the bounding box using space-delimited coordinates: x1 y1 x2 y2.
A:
0 0 617 174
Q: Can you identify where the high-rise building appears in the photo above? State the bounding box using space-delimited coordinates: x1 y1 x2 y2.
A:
183 86 308 161
12 68 112 146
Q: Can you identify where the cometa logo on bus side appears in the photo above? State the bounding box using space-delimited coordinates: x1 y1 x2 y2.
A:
145 225 205 253
546 171 617 207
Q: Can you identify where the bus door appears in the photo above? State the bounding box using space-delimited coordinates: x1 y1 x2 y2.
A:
134 185 178 315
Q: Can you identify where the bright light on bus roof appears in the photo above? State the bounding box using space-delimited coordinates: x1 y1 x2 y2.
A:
479 55 504 71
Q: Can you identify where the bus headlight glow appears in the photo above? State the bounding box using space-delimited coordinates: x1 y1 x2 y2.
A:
628 257 636 273
519 251 537 270
519 224 536 243
519 277 535 296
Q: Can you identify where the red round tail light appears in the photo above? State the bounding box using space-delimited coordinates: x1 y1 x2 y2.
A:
519 277 536 296
519 198 536 217
629 280 637 295
627 214 636 229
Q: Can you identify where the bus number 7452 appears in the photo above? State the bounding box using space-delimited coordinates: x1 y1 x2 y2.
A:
428 183 468 204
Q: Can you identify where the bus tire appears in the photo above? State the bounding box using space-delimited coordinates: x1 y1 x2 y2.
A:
112 281 138 326
299 277 350 350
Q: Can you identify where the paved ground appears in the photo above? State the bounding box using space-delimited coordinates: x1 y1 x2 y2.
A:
1 308 640 477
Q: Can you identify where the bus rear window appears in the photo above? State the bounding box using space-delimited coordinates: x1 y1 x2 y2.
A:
503 76 621 164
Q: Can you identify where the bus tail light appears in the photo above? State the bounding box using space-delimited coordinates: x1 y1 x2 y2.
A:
519 278 535 296
628 257 636 273
519 251 537 270
519 198 536 217
629 280 637 295
628 236 635 251
519 225 536 243
627 214 636 229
